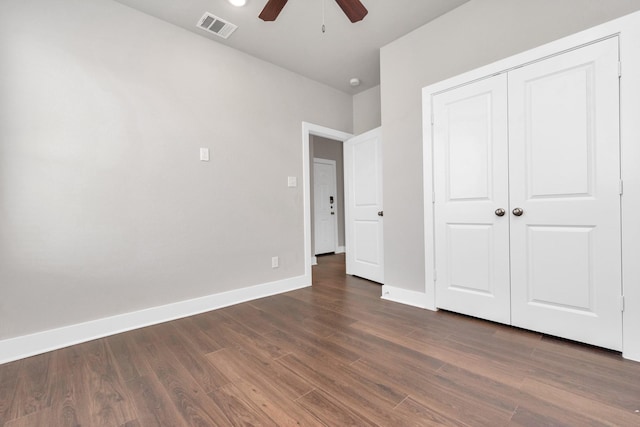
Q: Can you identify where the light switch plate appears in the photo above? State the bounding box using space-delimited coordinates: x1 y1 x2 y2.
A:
287 176 297 187
200 148 210 161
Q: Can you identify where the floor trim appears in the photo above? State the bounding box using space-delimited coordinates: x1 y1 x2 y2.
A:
381 285 430 309
0 275 310 365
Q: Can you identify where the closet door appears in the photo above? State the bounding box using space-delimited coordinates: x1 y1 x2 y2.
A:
432 74 511 324
508 38 622 350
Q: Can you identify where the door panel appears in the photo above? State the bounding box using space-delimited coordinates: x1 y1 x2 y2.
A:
345 128 384 283
526 226 594 310
432 74 511 324
446 224 493 294
526 65 593 198
508 37 622 350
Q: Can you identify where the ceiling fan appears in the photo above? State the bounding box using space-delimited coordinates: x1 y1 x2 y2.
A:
259 0 368 23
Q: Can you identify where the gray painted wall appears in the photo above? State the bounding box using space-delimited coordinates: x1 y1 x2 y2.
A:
353 85 381 134
380 0 640 293
310 136 346 254
0 0 352 340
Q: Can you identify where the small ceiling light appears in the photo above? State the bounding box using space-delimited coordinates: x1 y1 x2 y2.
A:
229 0 246 6
350 78 361 87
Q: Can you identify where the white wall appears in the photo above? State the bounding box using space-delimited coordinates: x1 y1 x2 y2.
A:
0 0 352 342
380 0 640 293
353 85 381 135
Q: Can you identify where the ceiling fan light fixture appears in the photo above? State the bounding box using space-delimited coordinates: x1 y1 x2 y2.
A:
229 0 247 7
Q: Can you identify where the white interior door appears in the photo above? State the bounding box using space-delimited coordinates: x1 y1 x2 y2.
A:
345 128 384 283
314 159 338 255
508 38 622 350
432 74 512 324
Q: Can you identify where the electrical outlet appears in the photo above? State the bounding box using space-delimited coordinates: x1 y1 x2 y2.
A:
271 256 279 268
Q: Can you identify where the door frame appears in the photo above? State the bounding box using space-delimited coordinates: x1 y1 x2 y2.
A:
422 12 640 361
302 122 352 280
313 157 339 256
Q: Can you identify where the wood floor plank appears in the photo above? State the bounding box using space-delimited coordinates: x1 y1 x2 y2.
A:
509 392 612 427
217 303 280 336
276 353 412 426
0 360 21 386
224 379 324 427
331 323 446 374
207 347 313 401
82 339 138 426
8 351 55 420
123 374 186 427
353 322 527 388
519 377 640 426
265 328 358 366
295 389 378 427
49 345 89 427
249 294 348 339
350 356 514 425
4 406 53 427
106 332 143 383
527 346 640 412
130 327 233 426
394 396 471 427
0 359 21 426
153 324 230 394
170 315 226 355
215 312 289 360
207 382 278 427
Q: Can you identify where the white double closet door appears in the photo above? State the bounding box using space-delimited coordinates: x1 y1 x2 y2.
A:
432 37 623 350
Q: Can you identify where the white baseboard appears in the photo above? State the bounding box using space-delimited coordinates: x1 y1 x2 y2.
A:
381 285 431 309
336 246 345 254
311 256 318 265
0 275 310 365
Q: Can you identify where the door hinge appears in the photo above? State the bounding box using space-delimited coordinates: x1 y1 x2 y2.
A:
431 112 434 126
432 191 436 204
621 296 625 312
619 179 624 195
433 270 437 282
618 61 622 78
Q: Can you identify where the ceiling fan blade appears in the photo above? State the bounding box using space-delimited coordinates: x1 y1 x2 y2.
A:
334 0 368 23
259 0 289 21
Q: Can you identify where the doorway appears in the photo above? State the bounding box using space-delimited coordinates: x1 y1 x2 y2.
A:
311 141 345 261
302 122 384 285
302 123 350 281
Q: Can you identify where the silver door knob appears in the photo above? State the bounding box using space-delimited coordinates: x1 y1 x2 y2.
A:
495 208 506 217
512 207 524 216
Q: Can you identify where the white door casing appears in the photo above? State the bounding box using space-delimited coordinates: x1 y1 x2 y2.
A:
345 128 384 284
432 74 511 324
508 38 622 350
431 37 622 350
313 158 338 255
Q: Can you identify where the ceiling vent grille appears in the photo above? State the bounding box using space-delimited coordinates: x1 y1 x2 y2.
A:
197 12 237 39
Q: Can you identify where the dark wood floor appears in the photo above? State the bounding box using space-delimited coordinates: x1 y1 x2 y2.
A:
1 254 640 426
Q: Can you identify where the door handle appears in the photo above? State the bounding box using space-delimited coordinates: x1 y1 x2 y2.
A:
378 211 384 217
495 208 506 217
512 207 524 216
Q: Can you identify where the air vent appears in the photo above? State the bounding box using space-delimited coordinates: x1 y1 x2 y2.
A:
197 12 237 39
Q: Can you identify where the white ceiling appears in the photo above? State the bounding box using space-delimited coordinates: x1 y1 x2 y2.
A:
113 0 470 94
